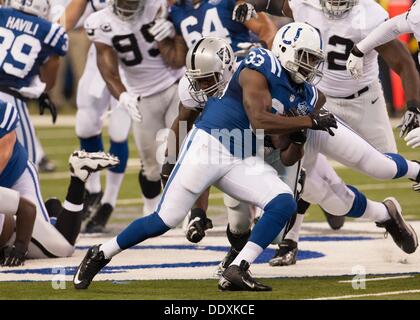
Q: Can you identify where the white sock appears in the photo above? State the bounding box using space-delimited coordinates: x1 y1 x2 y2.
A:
100 237 122 259
63 200 84 213
284 213 304 243
231 241 263 266
406 160 420 180
86 172 101 194
101 171 125 208
143 194 161 216
360 200 390 223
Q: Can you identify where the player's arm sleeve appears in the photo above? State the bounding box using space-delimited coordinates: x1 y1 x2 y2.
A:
0 102 19 139
84 15 112 46
358 14 412 54
44 23 69 56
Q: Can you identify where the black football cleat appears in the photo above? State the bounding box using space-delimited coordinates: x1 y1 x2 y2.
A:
269 239 298 267
376 197 418 254
83 203 114 234
322 208 345 230
73 245 110 289
82 191 103 221
215 247 239 277
218 260 272 292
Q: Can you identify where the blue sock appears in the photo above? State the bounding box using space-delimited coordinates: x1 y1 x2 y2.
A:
79 134 104 153
109 140 129 173
385 153 408 179
249 194 297 248
346 185 367 218
116 212 170 250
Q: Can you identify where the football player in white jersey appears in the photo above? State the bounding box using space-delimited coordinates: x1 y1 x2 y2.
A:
231 0 420 265
58 0 133 233
81 0 184 231
347 0 420 151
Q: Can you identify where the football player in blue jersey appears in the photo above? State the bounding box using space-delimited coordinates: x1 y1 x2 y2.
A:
73 23 338 291
0 99 119 265
0 0 68 167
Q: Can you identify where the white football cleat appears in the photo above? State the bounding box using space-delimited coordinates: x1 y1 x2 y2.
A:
69 151 120 182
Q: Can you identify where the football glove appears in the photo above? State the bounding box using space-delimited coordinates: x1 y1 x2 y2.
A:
186 209 213 243
232 2 257 22
149 19 176 42
38 92 58 124
0 243 28 267
346 46 365 80
160 161 175 188
235 41 267 57
405 127 420 149
398 102 420 138
289 130 307 145
309 108 337 136
119 92 142 122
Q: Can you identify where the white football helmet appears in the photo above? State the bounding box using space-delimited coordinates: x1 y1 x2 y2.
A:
271 22 325 85
110 0 145 21
185 37 236 104
320 0 359 19
6 0 51 19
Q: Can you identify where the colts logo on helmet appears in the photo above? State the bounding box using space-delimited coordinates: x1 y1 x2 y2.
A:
216 47 231 65
282 26 303 45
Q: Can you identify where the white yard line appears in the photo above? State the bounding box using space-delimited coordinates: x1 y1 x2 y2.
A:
338 275 414 283
307 289 420 300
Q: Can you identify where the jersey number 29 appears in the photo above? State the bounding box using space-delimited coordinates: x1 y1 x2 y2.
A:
0 27 41 79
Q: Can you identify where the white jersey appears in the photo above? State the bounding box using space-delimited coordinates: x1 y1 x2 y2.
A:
407 1 420 41
178 76 201 111
74 0 108 29
289 0 388 97
84 3 184 97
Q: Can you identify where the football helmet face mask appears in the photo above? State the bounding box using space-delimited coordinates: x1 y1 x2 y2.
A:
320 0 359 19
6 0 51 19
271 22 325 85
111 0 145 21
185 37 236 105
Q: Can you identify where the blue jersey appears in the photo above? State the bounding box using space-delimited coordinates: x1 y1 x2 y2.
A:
195 48 318 158
170 0 253 54
0 100 28 188
0 8 68 90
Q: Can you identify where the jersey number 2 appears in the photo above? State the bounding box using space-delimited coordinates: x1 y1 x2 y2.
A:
327 35 354 71
0 27 42 78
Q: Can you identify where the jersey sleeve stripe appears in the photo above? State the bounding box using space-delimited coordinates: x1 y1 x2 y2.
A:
0 103 13 129
310 86 318 106
44 23 61 45
5 107 18 131
50 27 65 47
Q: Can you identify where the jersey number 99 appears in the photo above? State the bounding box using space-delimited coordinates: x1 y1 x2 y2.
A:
0 27 42 79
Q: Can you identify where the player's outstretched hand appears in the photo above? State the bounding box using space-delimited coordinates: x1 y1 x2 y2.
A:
310 108 337 136
346 46 364 80
149 19 176 42
232 2 257 22
119 92 142 122
399 104 420 138
0 243 27 267
38 92 58 124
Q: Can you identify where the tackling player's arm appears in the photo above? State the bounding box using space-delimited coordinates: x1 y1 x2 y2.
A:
59 0 89 31
39 55 60 91
244 13 278 48
95 42 126 99
239 69 329 134
156 35 188 69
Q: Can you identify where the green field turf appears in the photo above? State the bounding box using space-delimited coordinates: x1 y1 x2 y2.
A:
0 275 420 300
1 124 418 300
